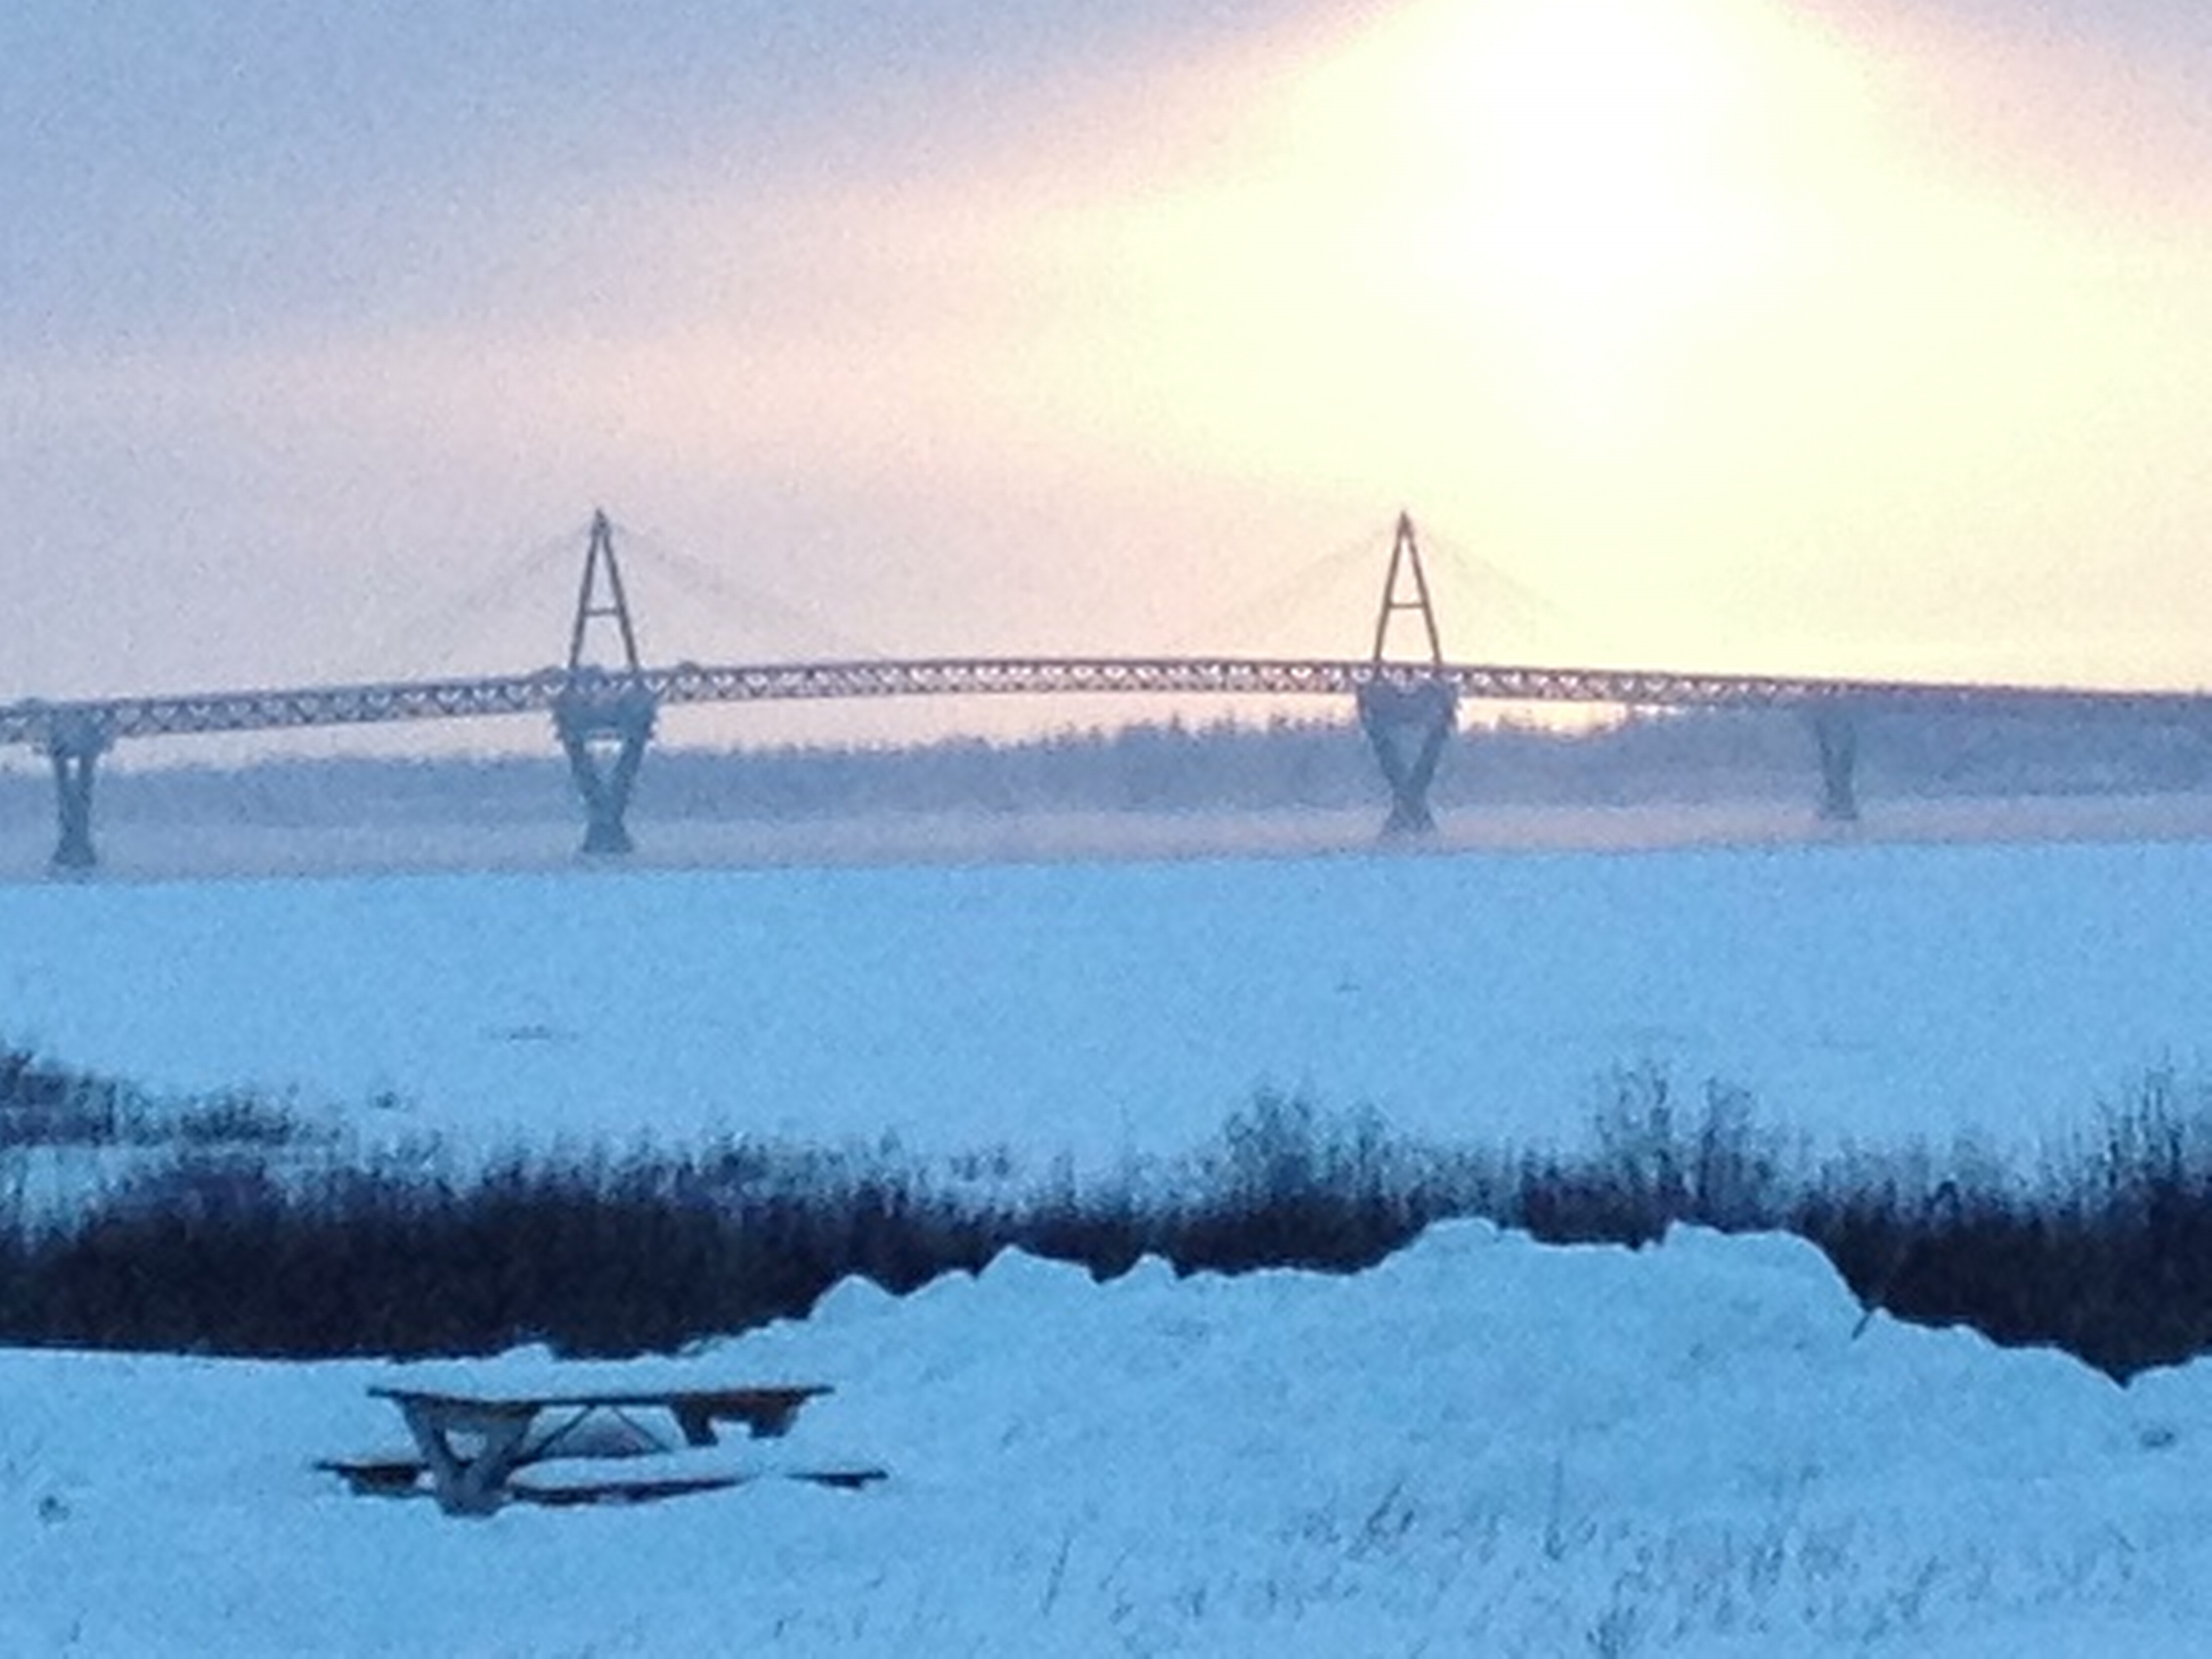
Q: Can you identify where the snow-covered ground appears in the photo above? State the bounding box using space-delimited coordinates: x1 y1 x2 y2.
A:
8 832 2212 1653
6 1221 2212 1654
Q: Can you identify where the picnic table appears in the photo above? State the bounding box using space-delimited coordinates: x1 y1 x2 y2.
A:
321 1379 881 1515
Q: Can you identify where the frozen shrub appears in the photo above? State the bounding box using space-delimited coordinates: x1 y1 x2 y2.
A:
4 1055 2212 1374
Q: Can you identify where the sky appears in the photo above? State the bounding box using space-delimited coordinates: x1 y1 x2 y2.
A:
5 0 2212 755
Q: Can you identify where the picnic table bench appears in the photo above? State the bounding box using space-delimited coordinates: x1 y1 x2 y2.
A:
321 1380 882 1515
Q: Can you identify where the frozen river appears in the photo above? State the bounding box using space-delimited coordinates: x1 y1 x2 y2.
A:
3 811 2207 1167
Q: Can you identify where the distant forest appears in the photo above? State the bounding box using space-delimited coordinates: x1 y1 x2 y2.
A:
1 705 2207 829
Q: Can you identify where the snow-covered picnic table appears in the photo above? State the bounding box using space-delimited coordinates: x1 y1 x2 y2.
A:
321 1362 880 1515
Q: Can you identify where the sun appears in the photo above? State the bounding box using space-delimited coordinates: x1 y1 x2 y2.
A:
1029 0 1875 475
1451 5 1757 291
1371 0 1837 372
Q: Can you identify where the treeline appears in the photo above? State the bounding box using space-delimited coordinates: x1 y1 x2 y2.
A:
2 705 2208 827
14 1048 2212 1380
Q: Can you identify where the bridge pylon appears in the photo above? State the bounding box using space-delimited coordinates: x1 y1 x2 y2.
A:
1356 512 1458 836
553 510 657 856
42 712 112 872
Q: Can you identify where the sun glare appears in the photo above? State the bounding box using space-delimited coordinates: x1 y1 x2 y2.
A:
1354 0 1886 420
1033 0 1889 479
999 0 2212 681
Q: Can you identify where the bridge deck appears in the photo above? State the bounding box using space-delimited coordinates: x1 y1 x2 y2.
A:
5 657 2209 749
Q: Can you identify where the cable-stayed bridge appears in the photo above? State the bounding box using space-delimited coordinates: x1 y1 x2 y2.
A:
6 511 2208 869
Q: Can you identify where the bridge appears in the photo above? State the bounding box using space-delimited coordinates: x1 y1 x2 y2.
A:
7 510 2210 869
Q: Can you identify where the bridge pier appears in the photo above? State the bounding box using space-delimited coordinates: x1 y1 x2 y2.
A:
43 717 112 872
1811 705 1860 823
1359 678 1458 836
556 690 656 856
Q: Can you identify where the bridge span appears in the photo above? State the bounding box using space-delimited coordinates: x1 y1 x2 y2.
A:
9 652 2207 744
6 512 2209 868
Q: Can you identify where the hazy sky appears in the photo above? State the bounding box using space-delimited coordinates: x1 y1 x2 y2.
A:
7 0 2212 752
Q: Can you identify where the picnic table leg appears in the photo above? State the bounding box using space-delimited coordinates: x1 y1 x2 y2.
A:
394 1400 539 1516
672 1405 718 1447
672 1398 804 1444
